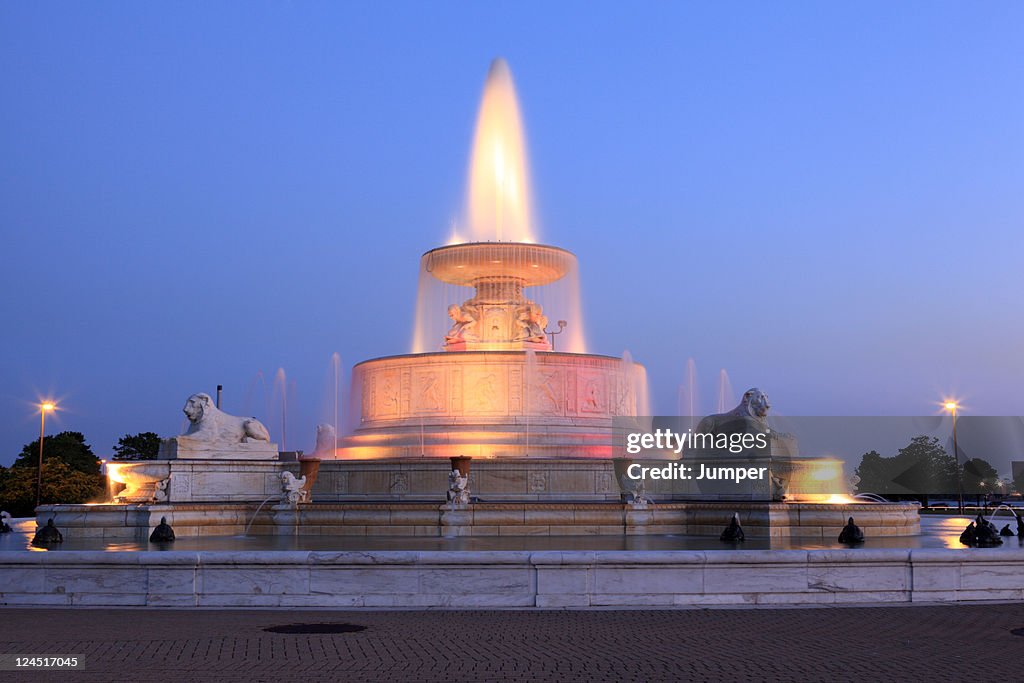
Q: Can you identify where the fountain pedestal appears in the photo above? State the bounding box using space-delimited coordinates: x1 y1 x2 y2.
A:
158 436 279 461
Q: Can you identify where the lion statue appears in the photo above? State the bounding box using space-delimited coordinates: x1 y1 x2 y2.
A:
688 387 774 460
182 393 271 444
696 388 771 432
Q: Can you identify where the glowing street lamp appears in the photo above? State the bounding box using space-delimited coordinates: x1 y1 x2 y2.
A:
944 401 963 513
36 401 56 509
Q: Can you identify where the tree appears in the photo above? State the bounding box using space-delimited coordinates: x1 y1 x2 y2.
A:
962 457 1000 501
12 431 100 475
0 460 104 517
113 432 161 460
852 450 891 493
854 436 958 500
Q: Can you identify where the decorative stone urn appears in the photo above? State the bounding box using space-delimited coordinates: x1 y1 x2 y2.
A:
299 459 321 502
450 456 472 477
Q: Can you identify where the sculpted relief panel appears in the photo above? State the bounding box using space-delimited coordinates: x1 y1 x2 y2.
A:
464 369 507 415
412 370 446 414
359 355 635 425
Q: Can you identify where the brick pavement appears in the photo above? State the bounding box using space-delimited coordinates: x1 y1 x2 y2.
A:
2 605 1023 682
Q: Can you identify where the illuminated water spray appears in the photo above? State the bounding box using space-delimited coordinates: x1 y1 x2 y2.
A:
413 58 585 354
464 58 536 243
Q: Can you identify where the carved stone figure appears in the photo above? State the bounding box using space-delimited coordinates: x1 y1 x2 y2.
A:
182 393 270 443
149 516 175 543
0 511 12 534
696 388 772 432
691 388 797 501
153 477 170 503
838 516 865 544
447 469 470 507
313 423 336 457
474 374 498 411
630 481 651 508
158 392 278 460
419 373 443 411
583 380 603 411
379 378 399 412
1000 524 1015 537
1016 512 1024 538
280 471 308 505
960 521 977 547
516 303 548 343
720 512 745 542
770 473 789 502
31 518 63 546
531 370 560 414
445 304 479 344
974 514 1003 547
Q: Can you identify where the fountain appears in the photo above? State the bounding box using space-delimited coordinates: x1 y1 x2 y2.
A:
15 57 1023 612
33 57 917 542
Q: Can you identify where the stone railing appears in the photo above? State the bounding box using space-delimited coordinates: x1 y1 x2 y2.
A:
1 548 1023 607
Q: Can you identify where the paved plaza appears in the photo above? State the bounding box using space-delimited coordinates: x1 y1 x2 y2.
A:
3 604 1024 682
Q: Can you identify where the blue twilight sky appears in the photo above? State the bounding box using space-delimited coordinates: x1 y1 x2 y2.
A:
1 3 1022 463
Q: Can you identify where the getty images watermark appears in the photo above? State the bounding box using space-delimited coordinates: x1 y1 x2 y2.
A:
623 428 771 484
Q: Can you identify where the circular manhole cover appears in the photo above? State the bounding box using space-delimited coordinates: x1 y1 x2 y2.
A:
264 623 367 635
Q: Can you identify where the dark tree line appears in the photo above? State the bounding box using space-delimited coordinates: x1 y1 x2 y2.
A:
854 435 1004 504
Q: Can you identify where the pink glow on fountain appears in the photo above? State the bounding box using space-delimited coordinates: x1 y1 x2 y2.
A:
413 58 586 354
344 58 638 460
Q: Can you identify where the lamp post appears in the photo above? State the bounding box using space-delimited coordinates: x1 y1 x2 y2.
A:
36 401 56 510
945 401 963 514
545 320 567 351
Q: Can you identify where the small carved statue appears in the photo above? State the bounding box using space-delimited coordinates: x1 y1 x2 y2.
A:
1016 512 1024 538
447 469 470 507
516 304 548 343
628 479 650 508
153 478 170 503
150 516 175 543
280 471 308 506
838 516 865 544
770 472 789 502
720 512 745 542
1000 524 1015 537
445 304 479 344
0 511 12 534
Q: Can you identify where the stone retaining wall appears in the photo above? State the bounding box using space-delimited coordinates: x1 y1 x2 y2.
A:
0 549 1020 608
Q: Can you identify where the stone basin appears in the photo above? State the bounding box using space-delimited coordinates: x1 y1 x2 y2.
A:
107 461 172 503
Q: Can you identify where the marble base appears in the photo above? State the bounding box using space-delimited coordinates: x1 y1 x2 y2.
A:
109 460 296 504
158 437 279 461
0 547 1020 608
